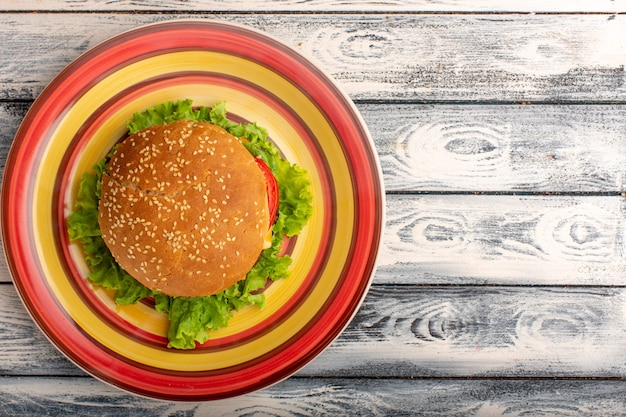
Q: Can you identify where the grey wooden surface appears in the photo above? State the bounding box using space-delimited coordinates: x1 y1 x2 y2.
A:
1 1 625 416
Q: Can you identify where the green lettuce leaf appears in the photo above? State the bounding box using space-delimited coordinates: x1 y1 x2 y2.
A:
67 157 158 306
126 99 210 135
68 100 313 349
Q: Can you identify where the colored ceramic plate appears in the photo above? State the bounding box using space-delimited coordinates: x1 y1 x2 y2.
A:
1 20 384 401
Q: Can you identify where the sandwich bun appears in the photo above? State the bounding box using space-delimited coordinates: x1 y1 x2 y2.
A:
98 120 269 296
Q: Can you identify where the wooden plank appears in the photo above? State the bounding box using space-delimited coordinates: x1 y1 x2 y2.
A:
1 194 623 285
3 284 626 378
370 103 626 192
3 103 625 193
2 0 624 12
0 14 624 101
1 186 624 285
378 194 626 285
0 102 26 180
2 376 626 416
0 284 74 376
308 286 626 378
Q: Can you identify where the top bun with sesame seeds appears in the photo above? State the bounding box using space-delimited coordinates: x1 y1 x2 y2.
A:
98 119 270 297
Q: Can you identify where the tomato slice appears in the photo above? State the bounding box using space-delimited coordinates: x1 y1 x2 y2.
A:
254 157 279 226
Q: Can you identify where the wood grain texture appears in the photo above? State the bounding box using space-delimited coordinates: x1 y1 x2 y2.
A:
0 284 77 377
371 104 626 192
2 377 626 416
0 102 25 181
309 286 626 378
3 284 626 378
2 0 624 12
2 103 625 193
379 194 626 285
1 14 624 101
